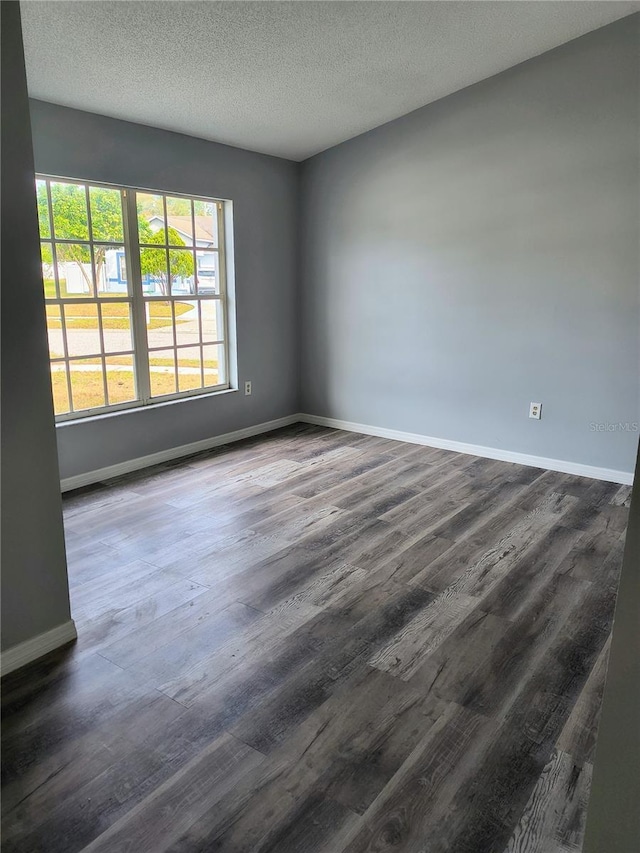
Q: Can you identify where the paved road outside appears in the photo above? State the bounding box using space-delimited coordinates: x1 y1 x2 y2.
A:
48 302 221 358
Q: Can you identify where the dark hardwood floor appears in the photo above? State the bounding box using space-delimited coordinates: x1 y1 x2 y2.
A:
1 424 630 853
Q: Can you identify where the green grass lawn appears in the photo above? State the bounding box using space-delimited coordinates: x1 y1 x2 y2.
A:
44 279 59 299
67 355 215 368
44 283 218 413
52 356 220 414
45 292 193 329
48 317 180 330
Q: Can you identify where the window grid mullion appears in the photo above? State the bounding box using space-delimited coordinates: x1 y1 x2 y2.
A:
170 298 179 394
148 339 225 352
88 240 110 406
44 182 60 301
123 188 152 404
139 294 223 302
85 184 95 243
197 302 205 387
43 181 73 413
49 242 75 412
96 300 111 406
62 350 135 362
44 296 134 306
163 194 171 298
190 199 197 252
191 198 204 384
217 202 229 385
45 238 126 249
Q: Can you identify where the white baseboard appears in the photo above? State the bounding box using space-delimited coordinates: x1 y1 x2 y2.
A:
1 619 77 677
299 413 634 485
60 414 300 492
60 411 634 491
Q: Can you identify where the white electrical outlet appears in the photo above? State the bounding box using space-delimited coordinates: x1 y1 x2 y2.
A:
529 402 542 420
244 381 252 396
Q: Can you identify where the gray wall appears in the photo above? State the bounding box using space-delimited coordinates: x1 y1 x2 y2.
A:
29 100 299 480
584 440 640 852
300 15 640 475
1 3 72 651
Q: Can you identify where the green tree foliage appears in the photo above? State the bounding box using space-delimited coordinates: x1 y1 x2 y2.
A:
37 181 126 293
39 241 53 270
139 227 195 295
163 196 215 217
166 197 191 216
36 182 194 296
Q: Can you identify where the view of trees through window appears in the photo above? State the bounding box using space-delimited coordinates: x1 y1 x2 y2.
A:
37 177 229 418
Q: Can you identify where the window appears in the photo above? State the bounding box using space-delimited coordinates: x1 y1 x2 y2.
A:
36 177 231 420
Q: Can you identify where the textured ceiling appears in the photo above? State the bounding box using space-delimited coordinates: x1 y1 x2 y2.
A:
21 1 639 161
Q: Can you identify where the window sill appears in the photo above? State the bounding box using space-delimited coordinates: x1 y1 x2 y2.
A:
55 387 239 428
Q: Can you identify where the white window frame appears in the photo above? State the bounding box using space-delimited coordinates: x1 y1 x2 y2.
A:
38 176 232 422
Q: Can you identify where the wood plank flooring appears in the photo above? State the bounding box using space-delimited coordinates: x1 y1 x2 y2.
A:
1 424 630 853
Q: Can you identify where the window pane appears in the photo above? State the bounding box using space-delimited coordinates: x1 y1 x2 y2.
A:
41 242 56 299
100 301 133 353
146 300 175 348
89 186 124 242
36 180 51 238
50 181 89 240
56 243 94 297
64 303 101 357
46 305 64 358
148 349 177 397
199 299 224 342
194 200 219 248
203 344 224 387
137 192 165 243
140 245 168 296
50 363 70 415
69 358 106 411
166 197 193 245
177 346 202 392
97 245 128 297
39 178 228 419
196 250 219 295
106 355 136 405
169 248 195 295
175 300 200 347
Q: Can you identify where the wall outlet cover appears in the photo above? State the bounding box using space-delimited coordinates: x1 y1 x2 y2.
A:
529 402 542 419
